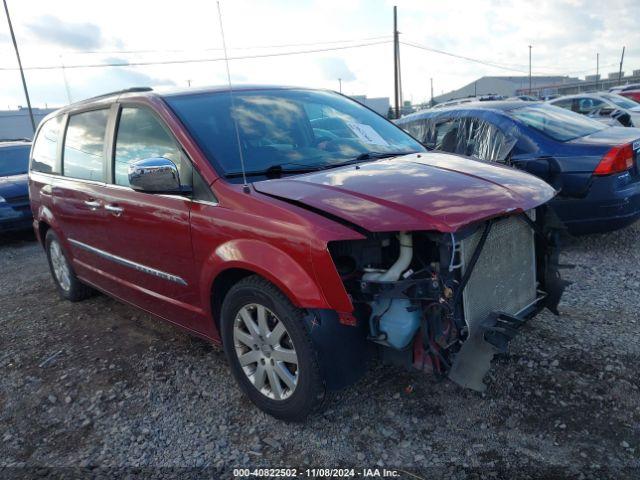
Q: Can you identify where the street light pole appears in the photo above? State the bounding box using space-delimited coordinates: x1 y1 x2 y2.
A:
2 0 35 134
338 78 342 93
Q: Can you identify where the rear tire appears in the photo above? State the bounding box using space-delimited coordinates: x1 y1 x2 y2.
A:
45 230 94 302
221 275 326 421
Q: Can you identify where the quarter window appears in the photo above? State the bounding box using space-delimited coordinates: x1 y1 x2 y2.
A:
114 107 191 187
31 116 62 174
63 109 109 181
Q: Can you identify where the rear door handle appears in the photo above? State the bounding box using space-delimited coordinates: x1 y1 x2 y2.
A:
105 204 124 216
83 199 101 211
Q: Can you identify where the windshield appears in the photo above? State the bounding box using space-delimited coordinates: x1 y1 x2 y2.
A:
509 104 606 142
600 93 639 109
165 89 424 180
0 145 30 176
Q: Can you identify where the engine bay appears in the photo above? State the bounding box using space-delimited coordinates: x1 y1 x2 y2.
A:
328 206 566 390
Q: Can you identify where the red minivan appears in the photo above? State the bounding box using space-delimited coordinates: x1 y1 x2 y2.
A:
29 86 565 420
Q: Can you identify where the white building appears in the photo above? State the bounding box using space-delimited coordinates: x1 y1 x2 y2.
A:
0 108 55 141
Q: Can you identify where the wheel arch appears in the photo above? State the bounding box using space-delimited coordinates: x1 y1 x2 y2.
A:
202 238 336 337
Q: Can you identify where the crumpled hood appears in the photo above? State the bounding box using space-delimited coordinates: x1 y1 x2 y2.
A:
0 174 28 200
253 152 556 233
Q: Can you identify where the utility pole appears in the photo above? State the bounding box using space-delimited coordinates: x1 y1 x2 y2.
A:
393 5 400 119
338 78 342 93
618 46 625 83
596 52 599 90
3 0 35 134
430 77 433 106
528 45 532 95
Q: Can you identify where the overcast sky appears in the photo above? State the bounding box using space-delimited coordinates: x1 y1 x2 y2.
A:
0 0 638 109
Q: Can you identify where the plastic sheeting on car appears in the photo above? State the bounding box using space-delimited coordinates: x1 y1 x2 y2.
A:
400 116 518 164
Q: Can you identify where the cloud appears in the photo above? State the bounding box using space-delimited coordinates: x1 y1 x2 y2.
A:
318 57 356 82
26 15 105 50
0 32 9 43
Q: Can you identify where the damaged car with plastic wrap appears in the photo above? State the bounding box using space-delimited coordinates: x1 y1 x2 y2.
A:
30 86 566 421
396 102 640 234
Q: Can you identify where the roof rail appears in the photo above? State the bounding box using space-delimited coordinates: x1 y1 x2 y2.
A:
75 87 153 104
0 138 31 143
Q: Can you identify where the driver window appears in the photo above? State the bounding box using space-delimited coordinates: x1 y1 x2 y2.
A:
114 107 191 187
576 98 605 114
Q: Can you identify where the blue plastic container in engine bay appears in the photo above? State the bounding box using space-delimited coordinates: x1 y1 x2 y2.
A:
369 298 421 349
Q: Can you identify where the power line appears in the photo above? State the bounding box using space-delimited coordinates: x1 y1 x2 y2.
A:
401 39 622 77
55 35 392 56
0 39 392 71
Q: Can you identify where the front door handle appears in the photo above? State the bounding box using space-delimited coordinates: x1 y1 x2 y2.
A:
83 199 101 211
105 204 124 216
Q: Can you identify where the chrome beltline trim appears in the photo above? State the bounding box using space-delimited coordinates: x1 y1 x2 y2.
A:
68 238 188 286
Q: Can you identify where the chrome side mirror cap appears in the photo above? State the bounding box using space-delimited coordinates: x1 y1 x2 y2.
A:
128 157 182 193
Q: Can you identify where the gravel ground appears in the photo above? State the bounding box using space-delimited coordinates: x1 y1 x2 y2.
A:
0 224 639 479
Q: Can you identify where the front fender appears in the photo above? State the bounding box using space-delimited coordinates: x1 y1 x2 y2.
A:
200 238 332 314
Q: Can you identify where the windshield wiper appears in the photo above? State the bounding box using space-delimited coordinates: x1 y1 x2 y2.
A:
354 151 417 161
322 151 419 170
225 163 323 179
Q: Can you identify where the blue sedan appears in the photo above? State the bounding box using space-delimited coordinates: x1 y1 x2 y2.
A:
0 140 32 233
397 102 640 234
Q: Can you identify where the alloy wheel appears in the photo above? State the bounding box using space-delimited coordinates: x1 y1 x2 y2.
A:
50 240 71 292
233 303 299 401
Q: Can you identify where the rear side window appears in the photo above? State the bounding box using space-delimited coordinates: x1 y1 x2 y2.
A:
31 116 62 174
114 107 189 187
550 98 573 111
63 109 109 181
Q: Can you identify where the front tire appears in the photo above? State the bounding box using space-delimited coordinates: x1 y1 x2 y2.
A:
45 230 94 302
221 276 325 421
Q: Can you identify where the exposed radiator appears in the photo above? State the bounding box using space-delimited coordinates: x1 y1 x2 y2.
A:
459 212 537 334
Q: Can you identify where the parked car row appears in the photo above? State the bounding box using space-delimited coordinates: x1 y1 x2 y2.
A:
610 83 640 102
548 92 640 127
26 86 567 420
397 101 640 235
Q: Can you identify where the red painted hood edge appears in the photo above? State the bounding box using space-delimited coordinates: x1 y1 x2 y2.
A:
253 153 556 233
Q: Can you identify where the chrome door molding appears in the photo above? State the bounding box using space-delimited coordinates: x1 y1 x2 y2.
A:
68 238 188 286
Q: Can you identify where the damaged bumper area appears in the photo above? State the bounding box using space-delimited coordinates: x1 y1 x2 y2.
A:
328 206 567 392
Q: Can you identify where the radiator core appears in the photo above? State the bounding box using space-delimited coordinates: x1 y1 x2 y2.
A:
459 213 537 334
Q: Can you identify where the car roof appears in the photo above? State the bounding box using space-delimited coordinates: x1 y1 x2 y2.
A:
39 84 331 123
398 100 530 122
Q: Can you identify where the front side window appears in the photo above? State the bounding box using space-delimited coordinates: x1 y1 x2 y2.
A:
31 116 62 174
1 145 30 176
458 117 515 163
63 109 109 181
576 97 606 114
114 107 190 187
509 104 606 142
165 89 424 181
433 119 460 152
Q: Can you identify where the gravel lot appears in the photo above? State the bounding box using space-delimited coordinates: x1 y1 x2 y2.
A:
1 223 639 479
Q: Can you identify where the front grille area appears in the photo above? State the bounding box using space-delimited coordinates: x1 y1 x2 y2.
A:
460 213 537 334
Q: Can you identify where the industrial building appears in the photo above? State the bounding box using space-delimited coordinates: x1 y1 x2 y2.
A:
0 107 55 141
432 75 579 103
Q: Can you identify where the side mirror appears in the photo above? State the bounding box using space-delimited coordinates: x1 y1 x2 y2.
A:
128 157 182 193
599 107 615 116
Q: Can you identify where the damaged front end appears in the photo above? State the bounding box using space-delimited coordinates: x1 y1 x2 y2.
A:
328 206 567 392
